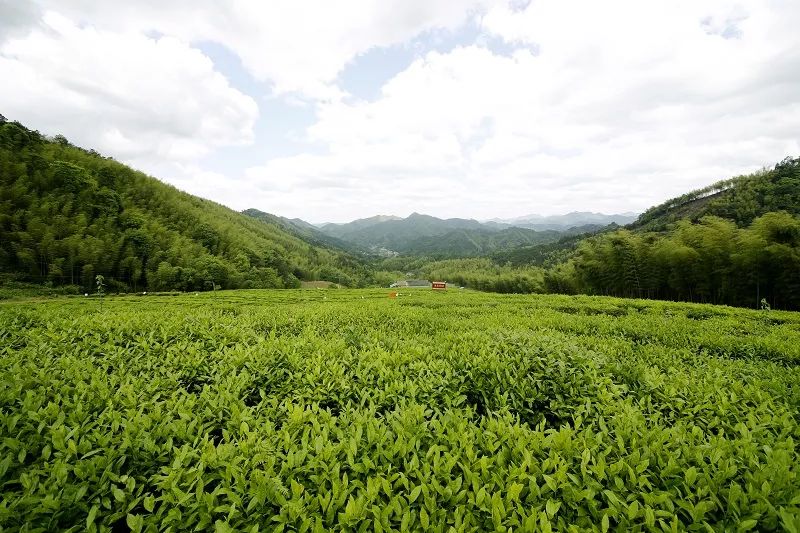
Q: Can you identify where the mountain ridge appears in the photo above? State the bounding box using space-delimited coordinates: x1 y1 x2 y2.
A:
314 210 636 232
307 210 631 257
487 210 638 225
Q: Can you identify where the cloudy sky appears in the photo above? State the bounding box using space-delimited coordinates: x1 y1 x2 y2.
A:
1 0 799 223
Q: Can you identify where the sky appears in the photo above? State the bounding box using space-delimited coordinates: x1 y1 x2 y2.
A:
1 1 799 223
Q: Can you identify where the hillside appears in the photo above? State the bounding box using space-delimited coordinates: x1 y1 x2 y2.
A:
492 159 800 277
491 224 620 267
404 225 608 257
630 158 800 231
543 158 800 309
404 227 559 256
490 161 800 271
319 212 485 250
0 120 367 292
241 208 365 255
318 214 402 239
317 212 615 257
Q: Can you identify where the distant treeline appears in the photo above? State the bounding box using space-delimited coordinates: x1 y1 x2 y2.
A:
420 258 544 293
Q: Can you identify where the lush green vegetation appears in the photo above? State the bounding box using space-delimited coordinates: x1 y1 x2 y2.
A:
317 213 590 257
242 209 365 256
372 256 546 294
546 212 800 309
398 227 584 258
539 157 800 309
417 258 545 294
632 157 800 231
319 213 485 249
399 160 800 309
1 289 798 531
491 229 619 268
0 121 370 293
2 117 799 310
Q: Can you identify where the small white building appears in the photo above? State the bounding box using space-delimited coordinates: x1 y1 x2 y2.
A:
390 279 432 288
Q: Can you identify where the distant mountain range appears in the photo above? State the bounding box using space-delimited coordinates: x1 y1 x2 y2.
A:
278 211 638 257
486 211 639 231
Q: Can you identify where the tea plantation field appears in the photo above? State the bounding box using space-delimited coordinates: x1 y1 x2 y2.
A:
1 290 799 532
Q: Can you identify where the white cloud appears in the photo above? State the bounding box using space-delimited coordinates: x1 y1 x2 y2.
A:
0 0 41 40
30 0 499 100
0 12 258 167
2 0 799 222
241 0 800 221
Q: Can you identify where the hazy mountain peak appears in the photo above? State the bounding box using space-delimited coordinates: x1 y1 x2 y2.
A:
490 211 639 229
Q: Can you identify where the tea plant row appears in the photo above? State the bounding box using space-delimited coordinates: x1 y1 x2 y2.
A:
1 290 798 531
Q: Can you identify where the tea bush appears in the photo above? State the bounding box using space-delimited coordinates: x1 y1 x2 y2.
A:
1 290 798 531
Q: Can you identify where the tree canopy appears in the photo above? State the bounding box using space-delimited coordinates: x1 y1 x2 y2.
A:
545 211 800 309
2 118 798 309
0 121 370 293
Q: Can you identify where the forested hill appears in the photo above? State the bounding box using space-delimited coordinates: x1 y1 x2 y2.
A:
241 208 364 255
316 212 610 257
630 158 800 231
0 120 369 292
401 225 604 257
385 158 800 309
545 157 800 309
494 158 800 269
319 212 486 250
